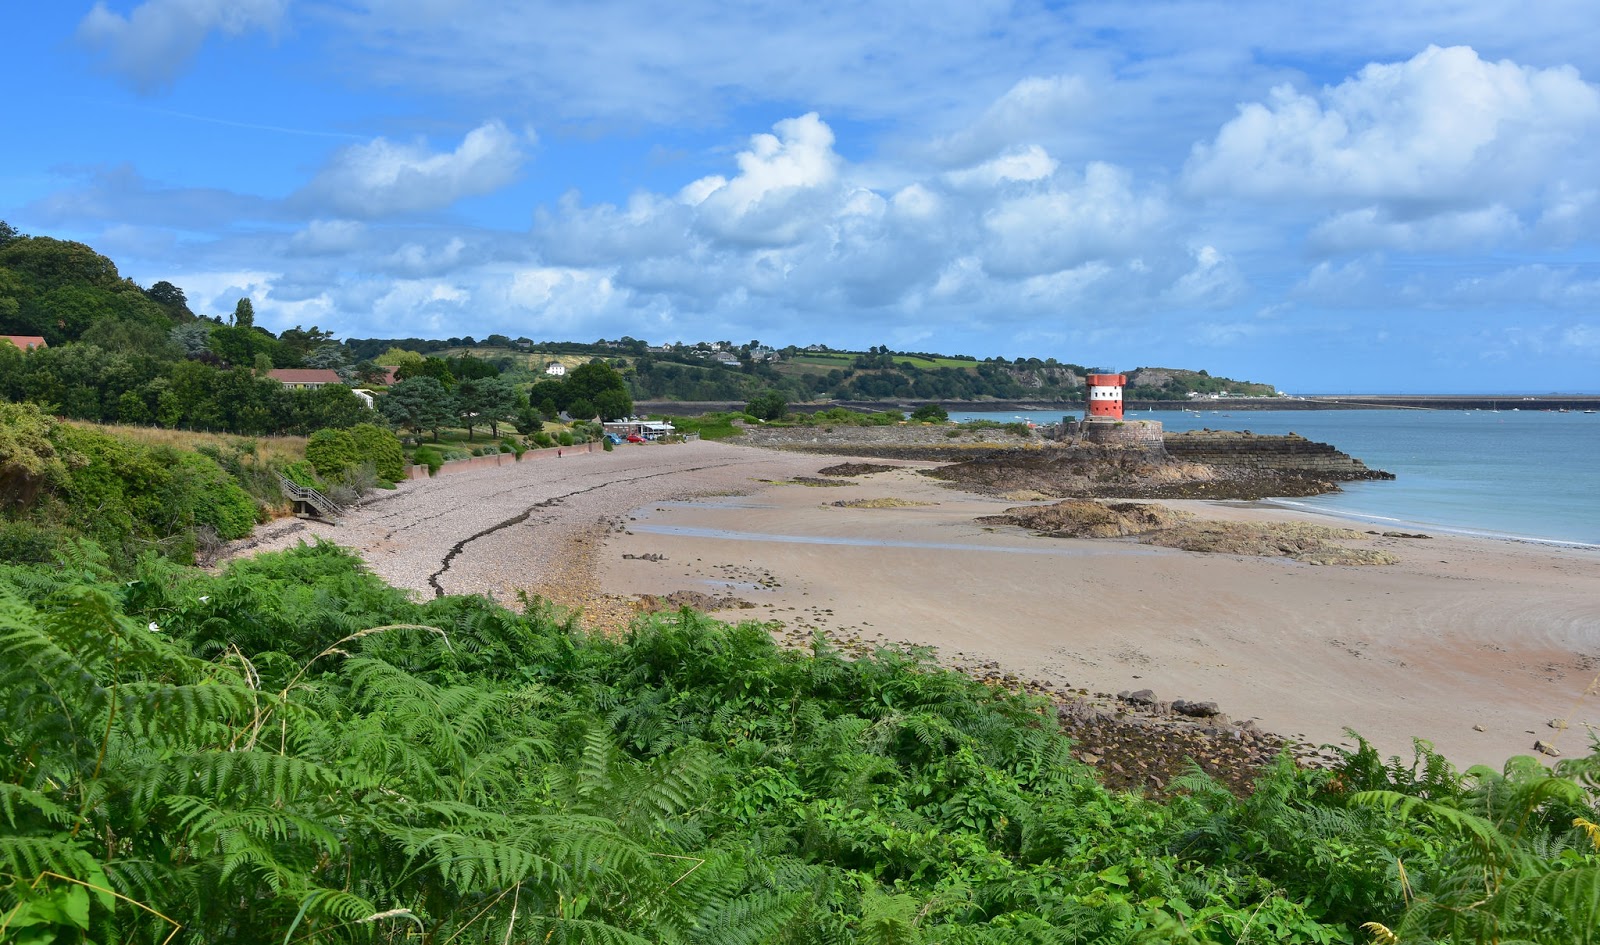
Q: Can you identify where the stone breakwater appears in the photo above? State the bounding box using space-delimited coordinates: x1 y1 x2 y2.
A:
733 422 1393 500
735 421 1036 457
1162 430 1394 480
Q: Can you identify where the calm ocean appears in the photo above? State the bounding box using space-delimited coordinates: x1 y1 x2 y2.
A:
952 408 1600 548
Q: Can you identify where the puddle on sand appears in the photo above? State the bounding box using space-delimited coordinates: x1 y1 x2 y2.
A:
629 523 1162 557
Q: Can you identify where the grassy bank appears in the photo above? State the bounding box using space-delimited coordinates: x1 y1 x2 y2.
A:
2 541 1596 944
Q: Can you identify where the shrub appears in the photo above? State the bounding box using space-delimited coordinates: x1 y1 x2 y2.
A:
305 428 360 478
411 446 443 476
532 432 554 448
745 390 788 421
36 425 256 565
910 403 949 423
558 431 575 447
602 437 614 451
349 423 405 481
176 453 258 540
281 460 321 488
0 519 63 564
500 438 525 458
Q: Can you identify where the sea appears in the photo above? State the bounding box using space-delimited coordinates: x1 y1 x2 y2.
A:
952 407 1600 549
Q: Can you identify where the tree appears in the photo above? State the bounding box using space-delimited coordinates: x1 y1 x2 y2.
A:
910 403 949 423
144 280 193 319
377 347 426 368
447 353 499 380
474 377 521 439
351 360 391 385
593 388 632 422
745 390 788 421
379 376 454 442
0 219 19 245
170 322 213 357
295 383 368 432
565 360 631 418
396 356 456 389
454 378 488 440
232 297 255 329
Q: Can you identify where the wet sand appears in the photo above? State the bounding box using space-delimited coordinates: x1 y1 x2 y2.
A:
599 449 1600 769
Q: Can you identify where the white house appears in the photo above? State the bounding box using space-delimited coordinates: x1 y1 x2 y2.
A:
544 362 567 376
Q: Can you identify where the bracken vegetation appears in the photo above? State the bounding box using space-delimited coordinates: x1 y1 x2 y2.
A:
1 542 1597 944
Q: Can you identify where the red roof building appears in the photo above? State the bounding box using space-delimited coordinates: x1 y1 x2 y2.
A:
0 335 47 351
267 368 344 389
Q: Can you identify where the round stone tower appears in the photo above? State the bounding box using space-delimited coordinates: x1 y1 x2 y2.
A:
1086 373 1127 419
1081 370 1165 451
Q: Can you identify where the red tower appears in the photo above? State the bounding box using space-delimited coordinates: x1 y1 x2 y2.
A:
1086 373 1126 420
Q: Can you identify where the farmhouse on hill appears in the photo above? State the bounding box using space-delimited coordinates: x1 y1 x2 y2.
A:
1 335 47 351
266 368 343 390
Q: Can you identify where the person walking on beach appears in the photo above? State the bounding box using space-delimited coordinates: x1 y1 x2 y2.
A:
557 448 563 458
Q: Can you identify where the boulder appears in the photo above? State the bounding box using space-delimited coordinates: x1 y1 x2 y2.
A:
1172 699 1221 718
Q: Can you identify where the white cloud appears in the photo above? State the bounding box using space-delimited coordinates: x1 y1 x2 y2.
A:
77 0 287 93
289 219 368 254
1186 45 1600 247
296 121 527 218
944 145 1059 189
1162 245 1247 309
928 76 1092 166
978 162 1167 278
1309 205 1523 253
689 113 842 246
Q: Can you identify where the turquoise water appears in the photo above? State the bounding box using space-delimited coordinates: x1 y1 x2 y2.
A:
952 408 1600 548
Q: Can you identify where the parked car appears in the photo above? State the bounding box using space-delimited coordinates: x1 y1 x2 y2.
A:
604 433 623 445
626 433 645 443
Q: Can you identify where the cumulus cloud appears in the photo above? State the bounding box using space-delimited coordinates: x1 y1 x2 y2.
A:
688 113 842 246
295 121 527 218
978 162 1167 278
524 108 1202 332
77 0 287 93
1186 45 1600 249
944 145 1059 189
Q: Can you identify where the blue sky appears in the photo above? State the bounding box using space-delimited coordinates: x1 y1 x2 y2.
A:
4 2 1599 393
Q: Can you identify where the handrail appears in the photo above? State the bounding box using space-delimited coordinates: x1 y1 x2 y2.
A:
276 473 346 519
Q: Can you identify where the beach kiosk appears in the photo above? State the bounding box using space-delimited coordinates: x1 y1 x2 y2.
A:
1086 373 1127 420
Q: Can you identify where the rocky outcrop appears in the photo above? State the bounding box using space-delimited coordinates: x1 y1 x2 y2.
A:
979 499 1400 565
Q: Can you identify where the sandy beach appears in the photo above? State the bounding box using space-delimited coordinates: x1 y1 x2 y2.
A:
232 437 1600 770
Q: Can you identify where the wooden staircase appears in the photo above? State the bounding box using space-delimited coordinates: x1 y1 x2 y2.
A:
277 474 346 521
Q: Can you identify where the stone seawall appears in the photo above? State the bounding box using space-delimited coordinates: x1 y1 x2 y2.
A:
1080 419 1165 450
404 441 603 480
1163 431 1392 480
